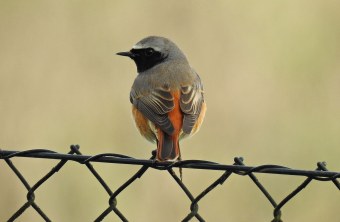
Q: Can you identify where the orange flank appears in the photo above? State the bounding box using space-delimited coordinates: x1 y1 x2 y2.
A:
132 106 155 143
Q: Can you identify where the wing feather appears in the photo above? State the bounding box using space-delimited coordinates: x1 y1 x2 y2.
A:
130 85 175 135
180 74 204 134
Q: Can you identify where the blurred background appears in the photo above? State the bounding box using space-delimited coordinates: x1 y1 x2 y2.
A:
0 1 339 221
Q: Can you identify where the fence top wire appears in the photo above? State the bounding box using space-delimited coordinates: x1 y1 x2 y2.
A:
1 148 339 181
1 145 339 222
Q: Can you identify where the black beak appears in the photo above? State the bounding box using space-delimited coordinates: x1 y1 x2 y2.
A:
116 51 134 58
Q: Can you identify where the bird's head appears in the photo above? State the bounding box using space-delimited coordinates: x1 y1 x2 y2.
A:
117 36 187 73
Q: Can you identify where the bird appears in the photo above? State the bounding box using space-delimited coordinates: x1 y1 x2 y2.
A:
117 36 206 161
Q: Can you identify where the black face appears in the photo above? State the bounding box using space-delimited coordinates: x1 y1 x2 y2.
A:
118 47 167 73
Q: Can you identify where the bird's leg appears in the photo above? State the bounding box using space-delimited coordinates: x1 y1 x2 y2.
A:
178 150 183 181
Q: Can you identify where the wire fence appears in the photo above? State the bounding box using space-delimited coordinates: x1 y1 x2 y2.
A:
1 144 339 222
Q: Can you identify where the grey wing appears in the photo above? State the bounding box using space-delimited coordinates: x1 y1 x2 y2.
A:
130 85 175 135
180 74 204 134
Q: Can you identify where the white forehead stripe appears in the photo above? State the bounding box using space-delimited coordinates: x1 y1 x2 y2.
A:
132 44 143 49
132 44 161 51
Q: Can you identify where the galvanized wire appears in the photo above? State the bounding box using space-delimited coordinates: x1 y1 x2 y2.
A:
1 145 339 222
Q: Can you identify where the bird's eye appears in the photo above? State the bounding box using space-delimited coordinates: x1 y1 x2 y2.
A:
145 48 155 56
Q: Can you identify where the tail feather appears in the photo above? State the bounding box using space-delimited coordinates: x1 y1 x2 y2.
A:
157 130 179 161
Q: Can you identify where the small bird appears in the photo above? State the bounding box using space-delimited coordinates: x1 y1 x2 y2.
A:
117 36 206 161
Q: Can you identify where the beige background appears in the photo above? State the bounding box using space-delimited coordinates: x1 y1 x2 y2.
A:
0 1 339 221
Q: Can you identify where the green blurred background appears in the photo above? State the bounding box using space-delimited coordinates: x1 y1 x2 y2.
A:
0 1 339 221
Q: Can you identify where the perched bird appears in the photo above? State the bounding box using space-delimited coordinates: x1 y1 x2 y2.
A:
117 36 206 161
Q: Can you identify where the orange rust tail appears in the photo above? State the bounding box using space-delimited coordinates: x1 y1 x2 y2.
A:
157 130 180 161
156 90 182 161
